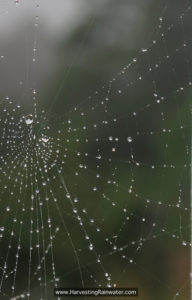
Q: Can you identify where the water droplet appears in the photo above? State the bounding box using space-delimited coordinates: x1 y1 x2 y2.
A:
25 114 33 125
127 137 132 143
41 136 49 143
89 244 93 251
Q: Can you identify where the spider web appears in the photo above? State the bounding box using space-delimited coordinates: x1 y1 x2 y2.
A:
0 0 191 299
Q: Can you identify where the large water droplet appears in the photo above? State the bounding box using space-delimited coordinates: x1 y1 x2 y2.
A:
25 114 33 125
41 136 49 143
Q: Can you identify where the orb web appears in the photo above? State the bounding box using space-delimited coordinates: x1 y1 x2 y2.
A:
0 1 191 299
